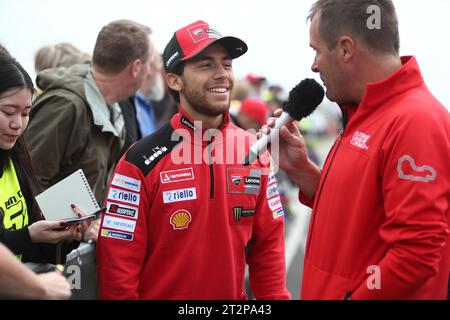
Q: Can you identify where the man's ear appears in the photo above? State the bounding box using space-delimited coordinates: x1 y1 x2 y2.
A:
130 59 142 78
337 36 355 62
166 73 182 92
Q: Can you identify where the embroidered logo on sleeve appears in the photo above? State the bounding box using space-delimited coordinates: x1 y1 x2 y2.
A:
111 174 141 192
106 201 138 219
350 131 371 150
143 147 168 166
101 228 134 241
102 215 136 233
397 155 437 183
266 169 284 220
107 188 140 206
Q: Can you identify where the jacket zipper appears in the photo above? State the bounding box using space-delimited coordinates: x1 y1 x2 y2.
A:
305 109 348 258
207 138 215 199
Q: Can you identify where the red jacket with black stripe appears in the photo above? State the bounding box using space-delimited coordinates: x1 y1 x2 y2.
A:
300 56 450 300
96 108 290 300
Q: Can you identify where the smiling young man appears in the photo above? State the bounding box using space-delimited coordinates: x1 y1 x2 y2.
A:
96 20 291 300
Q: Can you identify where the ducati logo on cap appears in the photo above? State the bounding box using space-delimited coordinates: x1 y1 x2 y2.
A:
192 29 203 37
187 23 221 43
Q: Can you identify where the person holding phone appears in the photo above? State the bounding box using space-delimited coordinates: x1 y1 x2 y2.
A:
0 53 82 263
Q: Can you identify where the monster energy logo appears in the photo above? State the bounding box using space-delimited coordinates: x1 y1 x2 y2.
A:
233 207 255 222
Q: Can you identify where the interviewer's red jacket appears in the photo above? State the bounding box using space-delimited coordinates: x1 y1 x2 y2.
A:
300 56 450 300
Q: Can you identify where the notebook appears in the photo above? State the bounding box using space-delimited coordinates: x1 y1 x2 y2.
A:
35 169 100 222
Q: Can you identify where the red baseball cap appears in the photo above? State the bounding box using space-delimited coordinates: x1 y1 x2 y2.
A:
163 20 248 73
246 73 266 84
239 99 269 126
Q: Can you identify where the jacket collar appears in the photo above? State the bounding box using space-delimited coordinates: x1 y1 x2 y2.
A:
170 104 231 146
340 56 424 128
359 56 423 109
84 71 125 142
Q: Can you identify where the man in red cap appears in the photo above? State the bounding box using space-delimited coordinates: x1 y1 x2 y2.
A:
97 20 291 300
246 73 266 100
234 98 269 131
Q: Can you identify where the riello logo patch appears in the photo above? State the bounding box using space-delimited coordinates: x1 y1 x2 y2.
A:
107 188 140 206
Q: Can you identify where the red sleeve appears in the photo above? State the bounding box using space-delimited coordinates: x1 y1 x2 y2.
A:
246 163 291 300
96 159 150 300
352 107 450 299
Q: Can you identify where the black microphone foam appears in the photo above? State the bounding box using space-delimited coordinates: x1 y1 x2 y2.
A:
283 78 325 121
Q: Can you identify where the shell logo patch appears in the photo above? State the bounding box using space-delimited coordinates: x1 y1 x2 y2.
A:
170 210 192 230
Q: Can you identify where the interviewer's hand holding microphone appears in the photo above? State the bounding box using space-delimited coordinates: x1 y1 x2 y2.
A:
247 79 325 199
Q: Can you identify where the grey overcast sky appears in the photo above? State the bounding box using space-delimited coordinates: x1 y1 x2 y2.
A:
1 0 449 110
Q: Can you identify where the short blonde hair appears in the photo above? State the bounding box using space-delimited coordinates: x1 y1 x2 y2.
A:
34 42 91 72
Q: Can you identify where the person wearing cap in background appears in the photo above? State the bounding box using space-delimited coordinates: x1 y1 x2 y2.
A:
246 73 266 101
96 20 291 300
232 98 269 131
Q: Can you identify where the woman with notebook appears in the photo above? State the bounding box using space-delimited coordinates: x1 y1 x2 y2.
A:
0 53 82 263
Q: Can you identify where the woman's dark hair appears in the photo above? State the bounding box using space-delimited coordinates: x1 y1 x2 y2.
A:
0 55 43 223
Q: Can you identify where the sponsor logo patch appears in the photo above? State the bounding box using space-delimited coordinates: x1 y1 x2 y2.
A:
350 131 371 150
111 174 141 192
226 167 261 195
170 210 192 230
268 171 276 186
102 215 136 233
244 176 260 187
160 168 194 184
106 202 138 219
166 51 179 68
187 23 222 43
268 195 283 212
107 187 140 206
397 155 437 183
273 209 285 220
181 117 196 131
143 147 168 166
266 184 279 199
163 187 197 204
233 207 256 222
101 228 134 241
231 175 242 186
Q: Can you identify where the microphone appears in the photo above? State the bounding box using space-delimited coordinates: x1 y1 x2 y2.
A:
243 78 325 165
